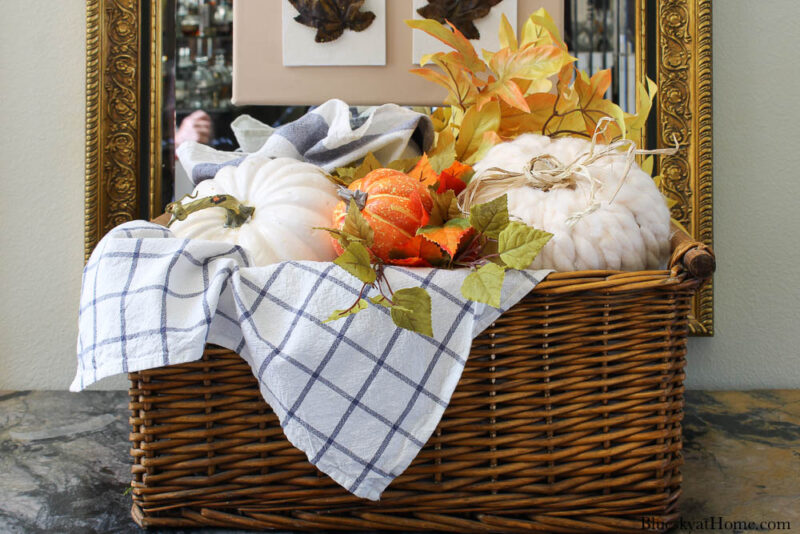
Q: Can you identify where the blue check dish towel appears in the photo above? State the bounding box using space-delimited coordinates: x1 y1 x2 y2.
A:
71 222 549 500
177 99 434 185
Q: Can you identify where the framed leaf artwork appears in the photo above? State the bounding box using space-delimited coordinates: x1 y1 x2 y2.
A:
282 0 387 66
411 0 517 65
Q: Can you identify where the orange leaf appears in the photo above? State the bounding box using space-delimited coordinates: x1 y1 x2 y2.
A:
498 92 556 137
418 222 475 257
497 80 530 113
388 234 448 267
405 19 484 73
411 157 471 195
444 160 472 180
437 161 471 195
409 67 453 93
408 154 439 188
408 189 430 229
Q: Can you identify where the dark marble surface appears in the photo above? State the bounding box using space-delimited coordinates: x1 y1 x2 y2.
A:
1 390 798 533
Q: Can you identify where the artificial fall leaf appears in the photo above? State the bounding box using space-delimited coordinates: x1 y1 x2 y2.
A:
428 189 462 226
548 66 656 141
409 189 431 229
388 234 449 267
408 9 654 156
416 0 502 40
405 19 485 73
461 262 505 308
497 222 553 269
626 76 657 137
390 288 434 337
497 13 518 51
417 219 475 258
455 102 501 164
468 194 509 238
386 156 422 173
334 242 376 284
353 152 382 179
485 43 572 93
478 42 573 112
520 7 564 49
331 166 356 186
429 129 457 172
332 152 384 185
409 154 470 194
289 0 375 43
497 92 557 137
408 154 440 188
342 199 375 247
554 67 620 137
430 107 453 132
436 162 471 195
315 225 364 251
323 298 369 323
412 52 480 109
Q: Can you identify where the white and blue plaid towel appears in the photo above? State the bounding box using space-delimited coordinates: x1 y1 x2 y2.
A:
177 99 434 184
71 222 549 500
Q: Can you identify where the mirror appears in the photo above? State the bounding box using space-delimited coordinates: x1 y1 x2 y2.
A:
84 0 713 333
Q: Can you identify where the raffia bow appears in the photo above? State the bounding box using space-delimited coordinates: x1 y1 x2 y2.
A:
458 117 680 226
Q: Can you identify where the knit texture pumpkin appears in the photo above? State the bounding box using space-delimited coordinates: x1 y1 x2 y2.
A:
471 134 671 271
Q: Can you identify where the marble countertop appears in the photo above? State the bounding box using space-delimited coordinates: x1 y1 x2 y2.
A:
1 390 798 533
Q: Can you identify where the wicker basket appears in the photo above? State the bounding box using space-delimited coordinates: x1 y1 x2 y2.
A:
128 226 713 532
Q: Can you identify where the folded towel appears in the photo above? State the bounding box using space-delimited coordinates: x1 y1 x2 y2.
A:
177 99 434 184
72 222 548 500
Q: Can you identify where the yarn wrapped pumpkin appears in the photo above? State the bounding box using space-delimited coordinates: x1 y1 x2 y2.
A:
468 134 670 271
331 168 433 261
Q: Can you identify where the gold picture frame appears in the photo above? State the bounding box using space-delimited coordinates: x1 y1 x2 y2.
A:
84 0 713 334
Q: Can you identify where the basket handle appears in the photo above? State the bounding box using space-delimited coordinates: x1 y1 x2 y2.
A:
669 221 715 279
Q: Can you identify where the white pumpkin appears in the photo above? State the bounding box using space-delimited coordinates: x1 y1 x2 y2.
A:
168 156 340 266
471 134 670 272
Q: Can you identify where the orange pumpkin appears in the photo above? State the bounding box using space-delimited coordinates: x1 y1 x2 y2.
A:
332 168 433 261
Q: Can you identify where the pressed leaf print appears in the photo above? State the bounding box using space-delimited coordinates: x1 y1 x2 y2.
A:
416 0 502 40
290 0 376 43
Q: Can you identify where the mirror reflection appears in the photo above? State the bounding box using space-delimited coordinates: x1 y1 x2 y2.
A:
160 0 640 213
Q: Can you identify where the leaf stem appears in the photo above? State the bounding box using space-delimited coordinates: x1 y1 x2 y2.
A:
341 283 368 316
379 264 395 297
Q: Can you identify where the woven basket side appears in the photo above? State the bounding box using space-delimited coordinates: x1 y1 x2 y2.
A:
129 275 693 532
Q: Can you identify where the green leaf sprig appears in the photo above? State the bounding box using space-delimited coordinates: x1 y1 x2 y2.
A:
458 194 552 307
319 193 552 337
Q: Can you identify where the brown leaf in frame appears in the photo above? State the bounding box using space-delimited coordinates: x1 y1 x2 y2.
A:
416 0 503 40
289 0 376 43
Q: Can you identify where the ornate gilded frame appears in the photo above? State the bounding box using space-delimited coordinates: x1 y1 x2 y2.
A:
84 0 713 334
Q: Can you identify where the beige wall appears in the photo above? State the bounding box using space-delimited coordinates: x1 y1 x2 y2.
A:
0 0 119 390
684 0 800 388
0 0 798 390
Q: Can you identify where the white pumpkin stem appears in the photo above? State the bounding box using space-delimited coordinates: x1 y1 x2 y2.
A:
166 194 255 228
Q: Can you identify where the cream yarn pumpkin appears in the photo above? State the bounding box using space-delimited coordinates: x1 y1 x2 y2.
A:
470 134 670 271
168 157 340 266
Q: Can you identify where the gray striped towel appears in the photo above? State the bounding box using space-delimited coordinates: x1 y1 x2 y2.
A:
71 222 549 500
177 99 434 184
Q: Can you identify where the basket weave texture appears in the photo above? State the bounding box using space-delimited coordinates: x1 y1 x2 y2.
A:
129 229 711 533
